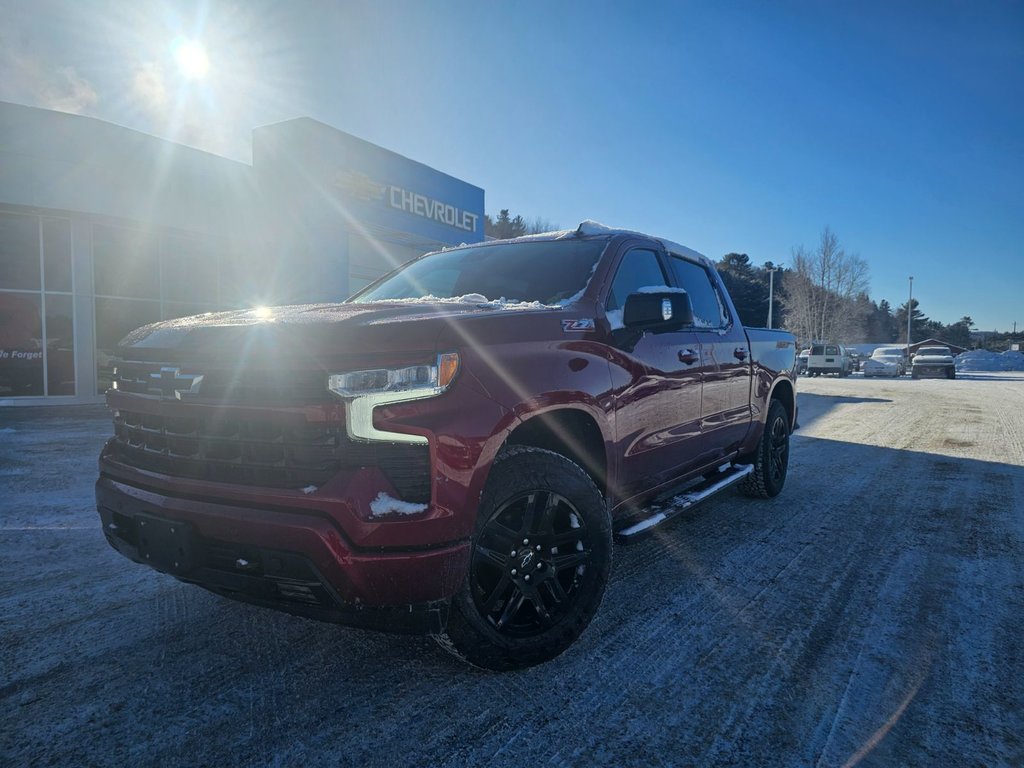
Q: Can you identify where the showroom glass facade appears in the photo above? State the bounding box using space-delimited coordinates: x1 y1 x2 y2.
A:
91 222 225 394
0 207 229 399
1 104 484 405
0 210 76 397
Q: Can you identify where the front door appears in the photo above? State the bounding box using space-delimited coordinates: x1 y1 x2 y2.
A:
603 245 705 497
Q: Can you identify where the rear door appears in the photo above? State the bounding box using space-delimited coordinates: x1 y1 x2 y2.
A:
666 253 752 461
603 244 704 495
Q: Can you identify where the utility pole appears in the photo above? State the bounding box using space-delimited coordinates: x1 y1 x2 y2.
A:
907 276 914 354
765 261 779 329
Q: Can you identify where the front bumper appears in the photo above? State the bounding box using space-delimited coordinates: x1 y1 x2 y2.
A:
96 475 470 633
912 365 954 378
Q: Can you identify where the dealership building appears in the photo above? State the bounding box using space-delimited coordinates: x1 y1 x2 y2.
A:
0 101 485 405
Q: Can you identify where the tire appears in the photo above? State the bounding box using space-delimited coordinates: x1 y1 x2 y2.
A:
912 369 920 379
437 446 612 671
739 399 790 499
948 369 956 380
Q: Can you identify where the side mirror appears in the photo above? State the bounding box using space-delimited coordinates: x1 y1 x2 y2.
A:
623 291 693 331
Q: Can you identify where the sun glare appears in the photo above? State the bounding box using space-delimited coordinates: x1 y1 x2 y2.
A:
173 39 210 79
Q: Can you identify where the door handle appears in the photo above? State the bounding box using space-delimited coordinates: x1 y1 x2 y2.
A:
733 347 748 361
678 349 699 365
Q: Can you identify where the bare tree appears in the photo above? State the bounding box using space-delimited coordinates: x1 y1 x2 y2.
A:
526 216 559 235
781 227 869 344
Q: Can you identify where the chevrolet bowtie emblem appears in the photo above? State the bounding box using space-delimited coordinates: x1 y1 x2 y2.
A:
147 367 204 399
335 171 388 202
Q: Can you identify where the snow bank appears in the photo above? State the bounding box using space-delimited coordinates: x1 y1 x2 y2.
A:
955 349 1024 372
369 492 428 518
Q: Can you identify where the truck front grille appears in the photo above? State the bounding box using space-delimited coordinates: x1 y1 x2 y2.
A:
113 361 329 404
110 409 430 500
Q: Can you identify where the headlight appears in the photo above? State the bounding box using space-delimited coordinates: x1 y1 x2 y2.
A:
328 353 460 398
328 353 460 445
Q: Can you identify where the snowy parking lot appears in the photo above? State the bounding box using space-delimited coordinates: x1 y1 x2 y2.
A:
2 373 1023 767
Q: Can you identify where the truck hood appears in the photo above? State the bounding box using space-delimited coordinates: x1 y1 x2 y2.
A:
116 301 567 367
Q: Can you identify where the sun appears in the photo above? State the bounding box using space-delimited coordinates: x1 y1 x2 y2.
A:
173 39 210 79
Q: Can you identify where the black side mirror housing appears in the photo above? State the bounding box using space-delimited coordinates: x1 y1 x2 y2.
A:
622 291 694 332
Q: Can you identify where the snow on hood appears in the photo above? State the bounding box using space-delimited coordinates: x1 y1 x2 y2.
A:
371 293 563 310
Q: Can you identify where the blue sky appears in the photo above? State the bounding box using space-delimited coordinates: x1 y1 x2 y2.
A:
2 0 1021 330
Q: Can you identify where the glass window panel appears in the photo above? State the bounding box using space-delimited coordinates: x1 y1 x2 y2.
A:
605 249 667 312
0 212 41 291
668 256 729 328
95 298 160 394
0 291 44 396
45 293 75 396
162 235 219 303
219 248 262 308
93 224 159 299
43 218 73 292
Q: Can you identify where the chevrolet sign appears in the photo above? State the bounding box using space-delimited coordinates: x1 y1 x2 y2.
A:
334 171 479 233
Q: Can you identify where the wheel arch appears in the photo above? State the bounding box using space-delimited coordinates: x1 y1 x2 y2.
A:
502 407 610 500
767 377 797 431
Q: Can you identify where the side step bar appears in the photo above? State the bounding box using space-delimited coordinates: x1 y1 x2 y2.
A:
614 463 754 541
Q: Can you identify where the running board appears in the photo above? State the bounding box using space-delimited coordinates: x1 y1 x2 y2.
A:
614 463 754 541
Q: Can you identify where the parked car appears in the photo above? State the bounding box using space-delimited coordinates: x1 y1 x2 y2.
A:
96 221 798 670
797 348 810 375
912 345 956 379
806 343 852 377
868 346 907 376
861 355 900 378
847 350 863 371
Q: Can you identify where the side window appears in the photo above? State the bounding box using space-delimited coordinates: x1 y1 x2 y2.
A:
605 249 667 312
668 255 729 328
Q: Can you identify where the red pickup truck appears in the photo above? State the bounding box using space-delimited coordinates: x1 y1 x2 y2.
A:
97 222 797 669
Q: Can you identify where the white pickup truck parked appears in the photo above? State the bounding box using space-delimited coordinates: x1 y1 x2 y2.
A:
911 345 956 379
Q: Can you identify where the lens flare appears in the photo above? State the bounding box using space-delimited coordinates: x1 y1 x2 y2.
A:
173 39 210 79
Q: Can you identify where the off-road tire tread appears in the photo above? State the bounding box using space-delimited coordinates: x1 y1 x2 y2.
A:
739 399 789 499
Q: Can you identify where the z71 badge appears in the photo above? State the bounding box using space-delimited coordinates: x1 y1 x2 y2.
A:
561 319 596 332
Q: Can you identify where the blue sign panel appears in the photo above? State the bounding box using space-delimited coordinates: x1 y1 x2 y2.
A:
254 118 485 246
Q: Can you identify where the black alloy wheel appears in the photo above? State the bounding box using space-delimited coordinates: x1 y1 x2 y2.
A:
470 489 591 636
440 446 611 670
740 399 790 499
766 410 790 488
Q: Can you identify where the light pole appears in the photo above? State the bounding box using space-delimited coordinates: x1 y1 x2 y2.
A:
906 276 914 354
765 261 780 329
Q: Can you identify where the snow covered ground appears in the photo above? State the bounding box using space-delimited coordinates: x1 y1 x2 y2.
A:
2 376 1023 766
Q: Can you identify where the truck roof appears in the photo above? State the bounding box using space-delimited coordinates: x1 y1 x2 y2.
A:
459 220 713 268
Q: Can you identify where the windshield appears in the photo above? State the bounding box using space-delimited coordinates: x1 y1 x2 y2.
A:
874 348 902 358
350 240 607 305
919 347 950 355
